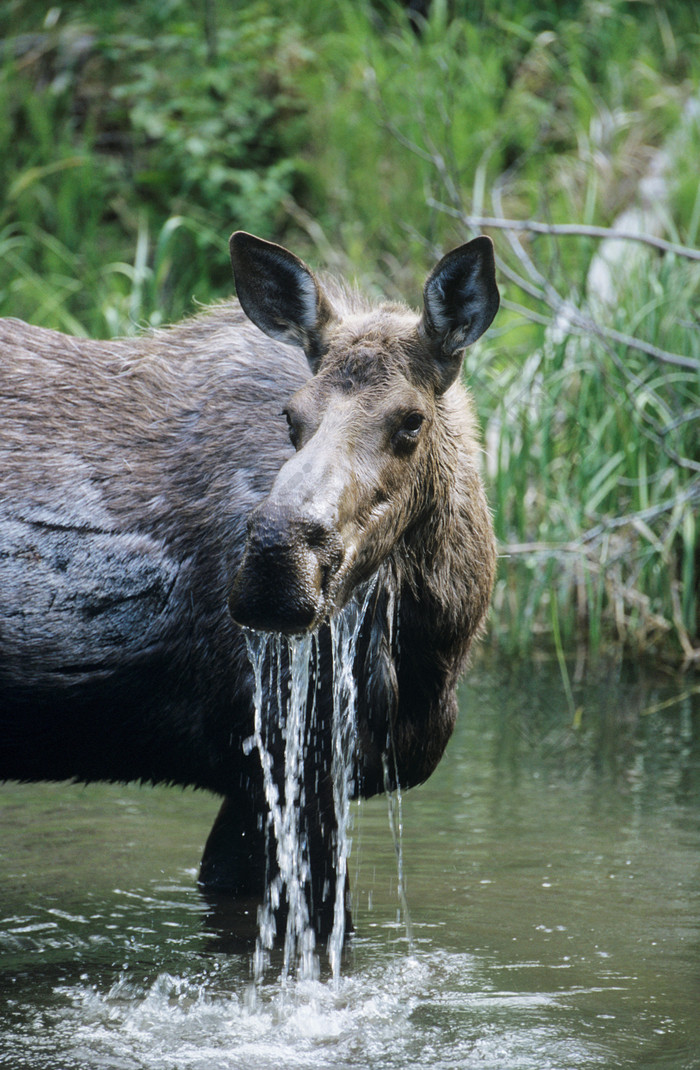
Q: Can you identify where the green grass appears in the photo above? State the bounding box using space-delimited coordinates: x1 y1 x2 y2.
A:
0 0 698 665
469 249 699 664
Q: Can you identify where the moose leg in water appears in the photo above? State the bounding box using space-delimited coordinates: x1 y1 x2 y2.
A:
0 227 498 948
199 631 345 948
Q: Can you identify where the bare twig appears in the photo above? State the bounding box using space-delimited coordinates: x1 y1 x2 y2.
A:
425 188 700 372
502 481 700 555
571 319 700 373
426 200 700 263
494 250 700 373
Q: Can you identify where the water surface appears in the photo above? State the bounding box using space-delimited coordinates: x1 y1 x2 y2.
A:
1 656 698 1069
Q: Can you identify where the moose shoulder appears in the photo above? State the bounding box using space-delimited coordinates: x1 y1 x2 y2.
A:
0 232 499 935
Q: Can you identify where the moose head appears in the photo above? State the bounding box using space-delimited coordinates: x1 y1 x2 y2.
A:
227 232 499 635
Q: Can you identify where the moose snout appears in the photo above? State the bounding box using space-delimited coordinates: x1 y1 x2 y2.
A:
228 503 344 634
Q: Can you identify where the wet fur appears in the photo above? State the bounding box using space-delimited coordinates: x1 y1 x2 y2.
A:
0 259 496 929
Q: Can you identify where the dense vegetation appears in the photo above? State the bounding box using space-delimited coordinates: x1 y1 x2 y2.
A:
1 0 698 667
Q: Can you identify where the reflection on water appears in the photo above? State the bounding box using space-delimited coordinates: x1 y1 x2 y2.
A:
1 655 698 1069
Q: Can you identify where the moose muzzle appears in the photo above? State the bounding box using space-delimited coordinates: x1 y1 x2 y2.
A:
228 502 344 634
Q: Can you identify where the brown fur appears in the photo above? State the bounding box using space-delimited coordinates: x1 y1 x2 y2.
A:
0 233 498 933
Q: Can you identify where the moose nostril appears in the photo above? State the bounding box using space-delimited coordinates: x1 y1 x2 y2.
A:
306 521 344 573
305 521 332 550
318 561 336 596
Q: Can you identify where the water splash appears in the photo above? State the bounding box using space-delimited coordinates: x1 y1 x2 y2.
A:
244 575 380 983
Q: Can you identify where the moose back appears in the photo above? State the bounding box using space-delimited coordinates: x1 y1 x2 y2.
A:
0 232 499 936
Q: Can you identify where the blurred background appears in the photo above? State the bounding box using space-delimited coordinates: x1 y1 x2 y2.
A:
1 0 698 670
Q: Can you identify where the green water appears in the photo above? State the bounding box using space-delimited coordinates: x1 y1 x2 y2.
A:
1 656 698 1069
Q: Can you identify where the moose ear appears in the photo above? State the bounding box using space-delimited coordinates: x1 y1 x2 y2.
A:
419 236 500 393
230 231 335 369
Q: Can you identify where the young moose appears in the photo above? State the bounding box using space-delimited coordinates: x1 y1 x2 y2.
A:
0 232 499 938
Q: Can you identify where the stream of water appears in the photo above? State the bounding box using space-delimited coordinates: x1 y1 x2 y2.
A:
243 576 377 984
1 655 698 1069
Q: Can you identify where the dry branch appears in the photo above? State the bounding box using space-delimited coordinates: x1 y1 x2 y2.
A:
425 202 700 263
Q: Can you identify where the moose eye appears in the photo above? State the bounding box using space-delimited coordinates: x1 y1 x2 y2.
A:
402 412 424 435
282 409 301 449
392 410 425 451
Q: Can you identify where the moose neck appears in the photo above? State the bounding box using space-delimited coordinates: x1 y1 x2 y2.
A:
394 382 495 663
351 380 496 796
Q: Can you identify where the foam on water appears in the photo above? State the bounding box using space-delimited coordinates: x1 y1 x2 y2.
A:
5 948 610 1070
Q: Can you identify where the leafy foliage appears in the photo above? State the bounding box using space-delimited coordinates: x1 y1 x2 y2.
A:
0 0 310 333
1 0 698 663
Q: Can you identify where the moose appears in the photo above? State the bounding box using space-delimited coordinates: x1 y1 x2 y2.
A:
0 231 499 941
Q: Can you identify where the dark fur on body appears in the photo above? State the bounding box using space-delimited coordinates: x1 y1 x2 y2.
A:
0 234 498 935
1 308 291 789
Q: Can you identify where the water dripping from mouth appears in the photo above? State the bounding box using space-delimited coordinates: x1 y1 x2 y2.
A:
327 576 379 979
243 574 381 985
382 753 414 952
244 630 317 983
380 581 414 952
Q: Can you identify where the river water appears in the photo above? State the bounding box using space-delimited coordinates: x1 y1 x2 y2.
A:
1 655 698 1069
